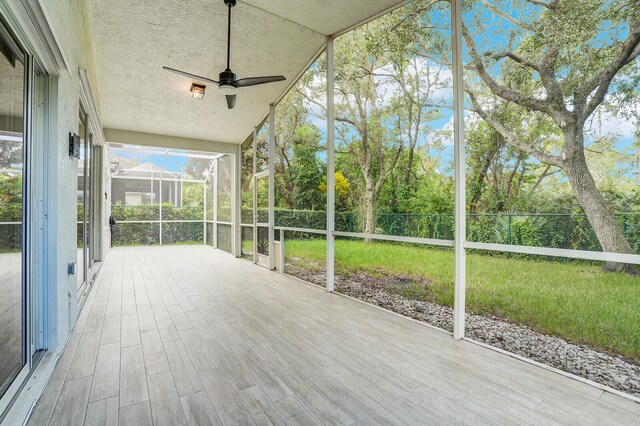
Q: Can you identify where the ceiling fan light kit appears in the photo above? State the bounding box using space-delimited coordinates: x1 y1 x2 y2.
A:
163 0 285 109
219 85 237 96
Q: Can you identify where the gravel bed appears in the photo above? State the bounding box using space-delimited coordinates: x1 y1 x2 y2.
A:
287 262 640 397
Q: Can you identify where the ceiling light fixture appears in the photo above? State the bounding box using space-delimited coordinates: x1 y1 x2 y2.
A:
190 83 206 99
218 84 237 96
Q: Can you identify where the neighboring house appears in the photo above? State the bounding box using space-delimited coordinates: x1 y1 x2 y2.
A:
110 155 183 206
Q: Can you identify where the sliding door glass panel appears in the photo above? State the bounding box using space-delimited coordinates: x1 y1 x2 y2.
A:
77 111 87 287
86 137 93 270
0 32 25 397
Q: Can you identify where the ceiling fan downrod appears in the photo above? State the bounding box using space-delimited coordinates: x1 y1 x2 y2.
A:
224 0 235 71
162 0 285 109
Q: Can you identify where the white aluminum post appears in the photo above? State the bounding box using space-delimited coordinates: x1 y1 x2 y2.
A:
252 127 258 263
151 168 155 241
279 229 285 274
268 104 276 270
150 169 154 204
326 38 336 292
203 176 207 244
159 151 167 245
233 145 242 257
213 158 218 249
452 0 466 340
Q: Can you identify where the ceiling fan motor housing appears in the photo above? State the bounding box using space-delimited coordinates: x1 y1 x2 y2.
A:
219 69 237 86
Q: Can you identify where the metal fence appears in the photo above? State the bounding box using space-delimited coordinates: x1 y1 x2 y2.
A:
268 210 640 254
6 201 638 253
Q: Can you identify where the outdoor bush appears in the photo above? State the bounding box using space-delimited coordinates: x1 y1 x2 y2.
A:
112 222 160 246
112 204 159 221
508 216 542 247
0 203 21 252
111 204 202 245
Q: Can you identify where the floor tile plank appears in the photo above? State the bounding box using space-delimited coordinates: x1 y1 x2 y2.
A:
147 371 187 426
119 345 149 408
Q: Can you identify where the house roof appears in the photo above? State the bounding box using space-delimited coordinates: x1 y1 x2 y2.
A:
113 161 183 179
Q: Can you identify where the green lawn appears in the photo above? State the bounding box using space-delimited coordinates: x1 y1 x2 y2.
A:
284 238 640 362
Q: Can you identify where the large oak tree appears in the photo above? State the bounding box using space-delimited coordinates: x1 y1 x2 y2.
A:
462 0 640 272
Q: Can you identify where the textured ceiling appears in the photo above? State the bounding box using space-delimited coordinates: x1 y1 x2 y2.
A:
87 0 404 145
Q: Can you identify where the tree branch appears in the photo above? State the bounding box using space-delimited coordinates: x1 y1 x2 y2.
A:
462 21 557 118
467 89 564 168
485 51 540 72
579 19 640 120
481 0 536 31
524 0 556 8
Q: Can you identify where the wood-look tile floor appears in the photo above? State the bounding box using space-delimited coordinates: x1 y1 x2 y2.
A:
27 245 640 425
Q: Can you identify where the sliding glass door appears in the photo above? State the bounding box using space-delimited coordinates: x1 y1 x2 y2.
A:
77 110 87 288
0 19 27 399
77 109 98 291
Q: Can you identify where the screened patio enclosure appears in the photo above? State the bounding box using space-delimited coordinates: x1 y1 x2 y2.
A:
109 144 228 249
2 0 640 423
110 0 639 401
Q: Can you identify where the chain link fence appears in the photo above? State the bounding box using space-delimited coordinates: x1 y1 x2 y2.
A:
267 209 640 253
8 201 635 252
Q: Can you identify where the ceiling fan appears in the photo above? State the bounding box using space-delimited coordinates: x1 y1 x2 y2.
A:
163 0 286 109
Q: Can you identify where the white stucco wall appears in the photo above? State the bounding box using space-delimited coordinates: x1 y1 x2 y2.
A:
38 0 103 350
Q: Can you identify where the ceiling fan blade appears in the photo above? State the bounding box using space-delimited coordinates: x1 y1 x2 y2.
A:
162 66 219 84
225 94 237 109
234 75 286 88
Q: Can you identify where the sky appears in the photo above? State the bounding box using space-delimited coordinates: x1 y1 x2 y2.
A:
113 150 189 174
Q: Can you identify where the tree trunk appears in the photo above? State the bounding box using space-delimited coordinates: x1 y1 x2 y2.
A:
405 146 415 187
362 181 376 239
564 154 637 274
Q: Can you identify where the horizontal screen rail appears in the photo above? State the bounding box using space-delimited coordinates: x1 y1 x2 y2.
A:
274 226 328 235
332 231 455 247
110 176 206 184
464 242 640 265
112 220 204 224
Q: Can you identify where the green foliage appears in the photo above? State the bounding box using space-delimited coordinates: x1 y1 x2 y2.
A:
184 157 213 180
291 126 325 210
110 204 203 245
0 203 22 252
182 182 205 207
0 174 22 204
